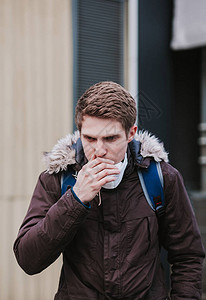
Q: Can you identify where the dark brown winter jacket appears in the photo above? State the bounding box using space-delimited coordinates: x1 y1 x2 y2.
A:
13 131 205 299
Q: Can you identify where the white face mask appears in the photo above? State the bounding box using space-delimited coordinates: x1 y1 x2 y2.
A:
102 153 128 189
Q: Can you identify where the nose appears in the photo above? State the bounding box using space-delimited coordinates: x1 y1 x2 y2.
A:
95 140 107 157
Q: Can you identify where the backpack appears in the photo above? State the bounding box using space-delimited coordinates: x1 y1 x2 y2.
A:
137 160 165 217
61 160 165 217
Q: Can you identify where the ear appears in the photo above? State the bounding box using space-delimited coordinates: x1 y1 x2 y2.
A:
127 125 137 142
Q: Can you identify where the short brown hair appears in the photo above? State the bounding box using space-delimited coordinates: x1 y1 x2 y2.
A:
75 81 137 134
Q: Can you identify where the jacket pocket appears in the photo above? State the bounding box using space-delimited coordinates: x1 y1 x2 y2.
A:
121 216 161 298
125 215 158 266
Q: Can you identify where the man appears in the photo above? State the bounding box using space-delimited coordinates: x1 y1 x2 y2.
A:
14 81 205 299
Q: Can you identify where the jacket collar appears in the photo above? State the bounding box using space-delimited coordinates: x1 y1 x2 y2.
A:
44 130 169 174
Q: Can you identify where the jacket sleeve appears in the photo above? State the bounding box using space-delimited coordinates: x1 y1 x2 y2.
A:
160 162 205 300
13 171 90 275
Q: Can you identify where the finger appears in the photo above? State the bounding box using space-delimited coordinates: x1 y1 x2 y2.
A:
98 175 117 187
92 162 120 175
88 157 115 168
91 153 96 160
89 175 117 192
95 168 120 181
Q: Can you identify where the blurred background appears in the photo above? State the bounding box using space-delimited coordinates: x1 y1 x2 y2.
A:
1 0 206 298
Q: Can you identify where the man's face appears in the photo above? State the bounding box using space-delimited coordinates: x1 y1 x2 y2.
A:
80 115 137 163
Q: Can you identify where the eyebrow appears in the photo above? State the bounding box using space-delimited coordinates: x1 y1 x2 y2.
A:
82 134 120 139
103 134 120 139
82 134 96 138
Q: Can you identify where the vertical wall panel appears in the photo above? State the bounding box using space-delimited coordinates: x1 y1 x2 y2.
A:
73 0 124 116
0 0 73 299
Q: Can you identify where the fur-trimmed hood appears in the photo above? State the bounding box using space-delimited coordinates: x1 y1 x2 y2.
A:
44 130 169 174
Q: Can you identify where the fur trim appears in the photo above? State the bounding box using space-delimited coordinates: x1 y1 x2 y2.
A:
135 131 169 163
44 130 169 174
43 131 79 174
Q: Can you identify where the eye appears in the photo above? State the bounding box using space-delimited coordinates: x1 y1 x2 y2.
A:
85 135 96 142
105 136 117 142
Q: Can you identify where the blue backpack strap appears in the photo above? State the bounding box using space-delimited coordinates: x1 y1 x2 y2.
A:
61 169 77 196
138 160 165 217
